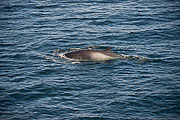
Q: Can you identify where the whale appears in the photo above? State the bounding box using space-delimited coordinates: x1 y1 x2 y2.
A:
60 47 121 61
58 47 148 61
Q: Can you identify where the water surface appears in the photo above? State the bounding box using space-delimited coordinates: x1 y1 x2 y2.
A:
0 0 180 119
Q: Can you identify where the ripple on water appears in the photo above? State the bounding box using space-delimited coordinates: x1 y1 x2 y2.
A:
0 0 180 120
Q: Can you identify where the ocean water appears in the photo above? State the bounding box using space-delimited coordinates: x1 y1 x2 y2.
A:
0 0 180 120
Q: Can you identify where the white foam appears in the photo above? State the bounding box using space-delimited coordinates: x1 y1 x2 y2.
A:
58 53 73 60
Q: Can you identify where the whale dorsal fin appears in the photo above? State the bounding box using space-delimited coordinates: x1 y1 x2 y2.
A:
106 47 112 51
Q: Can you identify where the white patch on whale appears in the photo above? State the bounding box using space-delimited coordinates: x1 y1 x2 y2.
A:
90 52 115 61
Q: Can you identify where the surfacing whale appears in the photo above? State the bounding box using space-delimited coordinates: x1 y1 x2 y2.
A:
58 47 148 61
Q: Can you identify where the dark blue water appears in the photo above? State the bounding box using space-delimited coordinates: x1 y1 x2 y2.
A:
1 0 180 119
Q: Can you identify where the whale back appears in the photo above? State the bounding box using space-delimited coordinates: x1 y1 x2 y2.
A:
64 48 119 61
64 50 93 60
59 47 149 61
